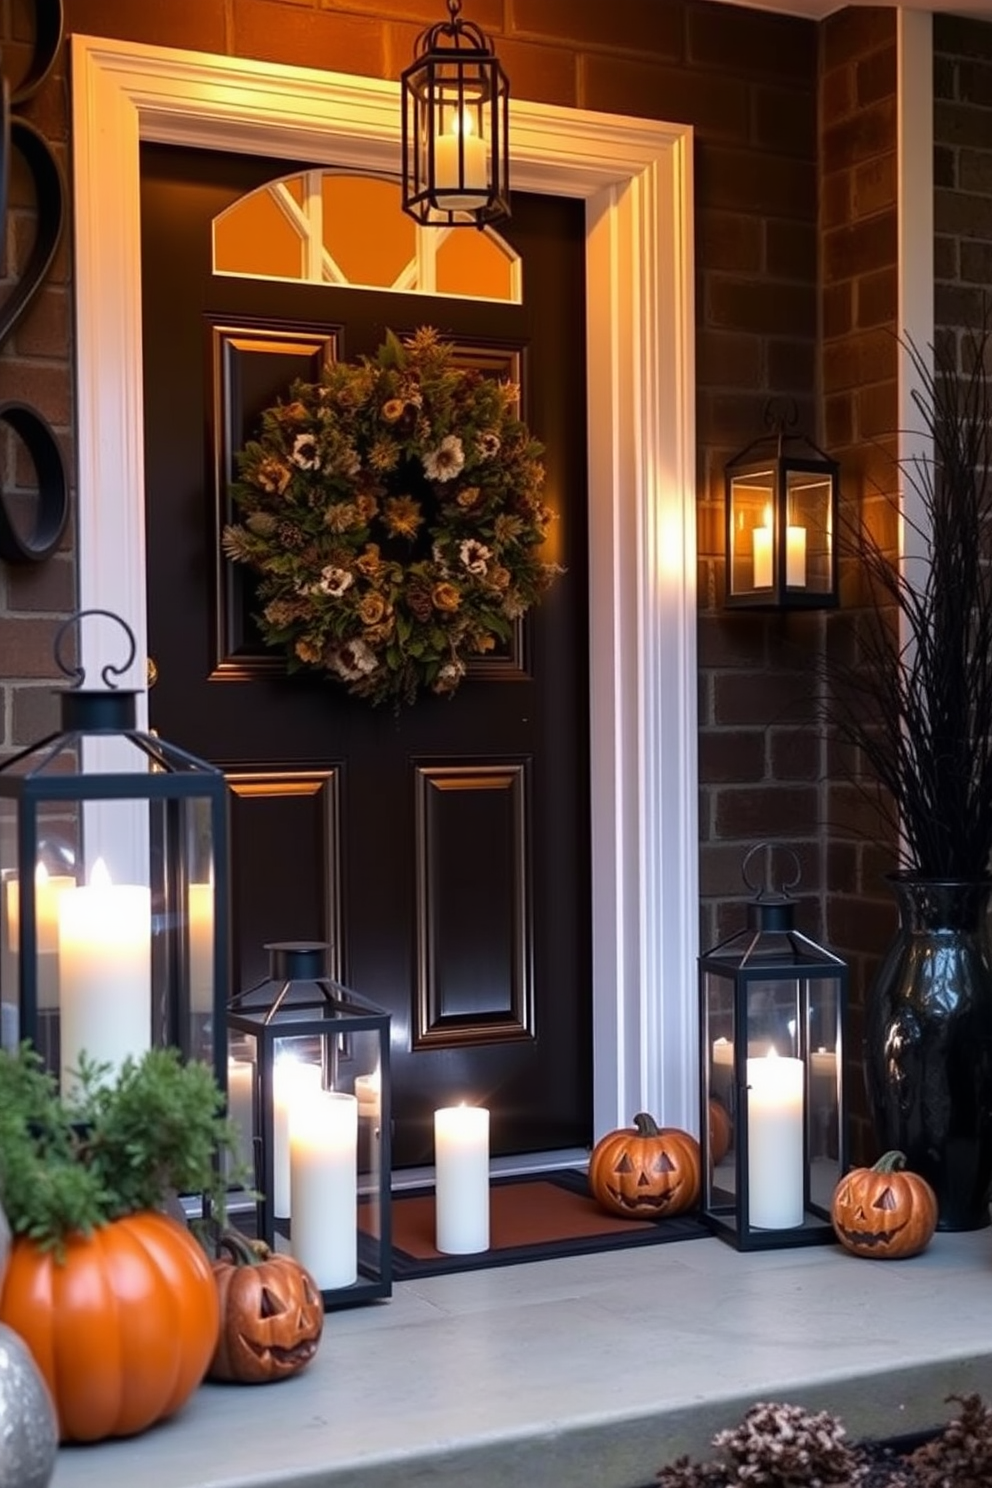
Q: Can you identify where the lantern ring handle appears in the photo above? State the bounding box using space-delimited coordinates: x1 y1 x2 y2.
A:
742 842 802 900
53 609 137 691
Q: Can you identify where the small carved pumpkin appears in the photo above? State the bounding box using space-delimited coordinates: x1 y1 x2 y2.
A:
830 1151 938 1260
588 1113 701 1219
208 1231 324 1384
708 1098 733 1165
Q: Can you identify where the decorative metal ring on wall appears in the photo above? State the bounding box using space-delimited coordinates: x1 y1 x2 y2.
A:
0 0 69 564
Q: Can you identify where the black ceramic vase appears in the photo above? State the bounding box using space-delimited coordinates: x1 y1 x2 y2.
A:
864 875 992 1231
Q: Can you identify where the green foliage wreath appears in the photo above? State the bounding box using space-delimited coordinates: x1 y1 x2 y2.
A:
222 327 560 708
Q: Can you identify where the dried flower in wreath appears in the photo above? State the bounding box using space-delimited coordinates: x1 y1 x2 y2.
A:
222 327 562 708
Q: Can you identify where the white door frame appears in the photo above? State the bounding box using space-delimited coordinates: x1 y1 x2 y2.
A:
69 35 699 1138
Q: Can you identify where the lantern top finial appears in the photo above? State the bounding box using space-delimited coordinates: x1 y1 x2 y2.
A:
742 842 802 934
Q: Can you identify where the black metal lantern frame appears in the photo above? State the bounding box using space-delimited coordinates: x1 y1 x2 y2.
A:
401 0 510 228
724 402 839 610
227 942 392 1310
0 611 229 1094
699 846 848 1251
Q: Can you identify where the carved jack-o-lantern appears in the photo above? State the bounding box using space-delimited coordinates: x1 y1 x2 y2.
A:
708 1098 733 1166
208 1231 324 1383
830 1151 938 1260
588 1112 701 1219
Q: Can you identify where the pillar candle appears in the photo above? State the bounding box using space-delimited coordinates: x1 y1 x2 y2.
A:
187 881 214 1015
433 119 488 210
57 859 151 1089
434 1104 490 1254
227 1056 255 1179
752 524 772 588
273 1058 321 1218
289 1089 358 1290
355 1070 381 1121
746 1049 804 1229
5 867 76 1011
786 524 807 586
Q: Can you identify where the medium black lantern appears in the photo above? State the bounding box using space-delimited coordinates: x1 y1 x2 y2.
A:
401 0 510 228
0 611 229 1092
725 403 839 609
227 942 392 1310
699 845 848 1251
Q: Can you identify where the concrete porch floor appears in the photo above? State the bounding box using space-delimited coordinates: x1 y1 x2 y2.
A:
50 1214 992 1488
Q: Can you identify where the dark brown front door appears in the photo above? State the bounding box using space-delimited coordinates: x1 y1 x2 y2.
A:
140 144 590 1165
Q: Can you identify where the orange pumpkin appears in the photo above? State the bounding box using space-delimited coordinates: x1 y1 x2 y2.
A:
0 1211 219 1442
208 1231 323 1384
588 1112 701 1219
708 1098 733 1165
830 1151 938 1260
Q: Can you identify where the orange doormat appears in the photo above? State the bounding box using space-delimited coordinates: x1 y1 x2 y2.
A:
374 1168 709 1278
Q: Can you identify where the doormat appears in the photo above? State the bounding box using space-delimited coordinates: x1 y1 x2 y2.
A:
378 1168 710 1279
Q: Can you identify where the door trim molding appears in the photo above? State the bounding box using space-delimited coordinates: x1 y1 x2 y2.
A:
70 34 699 1137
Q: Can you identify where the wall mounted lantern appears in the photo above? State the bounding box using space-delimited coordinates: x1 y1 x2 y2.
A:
227 941 392 1310
699 844 848 1251
401 0 510 228
0 610 230 1094
724 403 839 610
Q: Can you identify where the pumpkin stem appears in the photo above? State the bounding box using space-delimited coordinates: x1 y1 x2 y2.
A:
216 1227 270 1267
633 1112 661 1137
873 1150 908 1174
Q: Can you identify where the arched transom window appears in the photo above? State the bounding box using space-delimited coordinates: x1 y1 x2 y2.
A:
213 170 521 302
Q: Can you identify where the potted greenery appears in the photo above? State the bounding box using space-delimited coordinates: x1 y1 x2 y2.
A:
823 315 992 1231
0 1043 241 1442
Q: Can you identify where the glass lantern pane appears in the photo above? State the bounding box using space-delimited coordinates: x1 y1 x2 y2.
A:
785 468 833 593
728 469 775 595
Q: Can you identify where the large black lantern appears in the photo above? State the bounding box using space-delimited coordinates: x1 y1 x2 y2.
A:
699 846 848 1250
401 0 510 228
227 942 392 1310
725 403 839 609
0 611 229 1092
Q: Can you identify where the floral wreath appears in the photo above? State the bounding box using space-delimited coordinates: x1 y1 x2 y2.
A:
222 327 561 708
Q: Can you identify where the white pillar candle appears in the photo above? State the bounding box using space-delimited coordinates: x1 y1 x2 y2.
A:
57 859 151 1088
786 524 807 586
752 524 773 587
227 1056 255 1178
434 1104 490 1254
433 118 488 210
289 1089 358 1290
273 1058 321 1218
355 1070 381 1121
187 881 214 1015
746 1049 804 1229
5 867 76 1010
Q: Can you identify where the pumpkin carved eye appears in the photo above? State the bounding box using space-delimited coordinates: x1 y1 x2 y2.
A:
873 1186 897 1211
653 1153 676 1174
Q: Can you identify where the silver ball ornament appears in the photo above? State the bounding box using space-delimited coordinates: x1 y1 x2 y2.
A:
0 1322 58 1488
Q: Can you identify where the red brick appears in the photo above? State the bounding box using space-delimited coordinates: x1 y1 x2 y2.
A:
490 38 577 108
820 64 854 126
855 381 899 442
6 557 75 613
821 169 852 231
0 363 72 427
697 210 763 273
12 286 71 360
855 43 897 108
855 266 898 329
582 56 748 136
822 98 897 175
714 784 820 839
0 617 63 676
765 219 817 281
767 338 815 390
698 144 816 219
707 277 816 338
751 84 817 159
823 211 898 284
233 0 386 76
821 7 897 73
695 329 763 391
64 0 228 52
769 726 820 781
853 153 896 218
11 684 61 746
823 328 897 395
823 282 854 340
512 0 683 58
687 2 815 81
699 729 766 784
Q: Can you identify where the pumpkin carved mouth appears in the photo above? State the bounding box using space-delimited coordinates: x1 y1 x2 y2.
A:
242 1336 320 1365
837 1222 906 1250
605 1182 681 1212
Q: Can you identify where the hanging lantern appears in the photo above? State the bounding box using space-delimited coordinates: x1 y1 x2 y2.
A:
698 844 848 1250
401 0 510 228
724 401 839 609
227 941 392 1310
0 610 229 1092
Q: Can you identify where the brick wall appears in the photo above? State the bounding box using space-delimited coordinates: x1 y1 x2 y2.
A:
818 6 900 1159
933 15 992 356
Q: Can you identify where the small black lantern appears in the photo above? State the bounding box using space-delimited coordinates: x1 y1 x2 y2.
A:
401 0 510 228
0 611 229 1093
699 845 848 1250
227 942 392 1310
724 402 839 610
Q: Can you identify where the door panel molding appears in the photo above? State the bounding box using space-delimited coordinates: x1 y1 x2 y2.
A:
413 763 532 1049
71 35 700 1138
